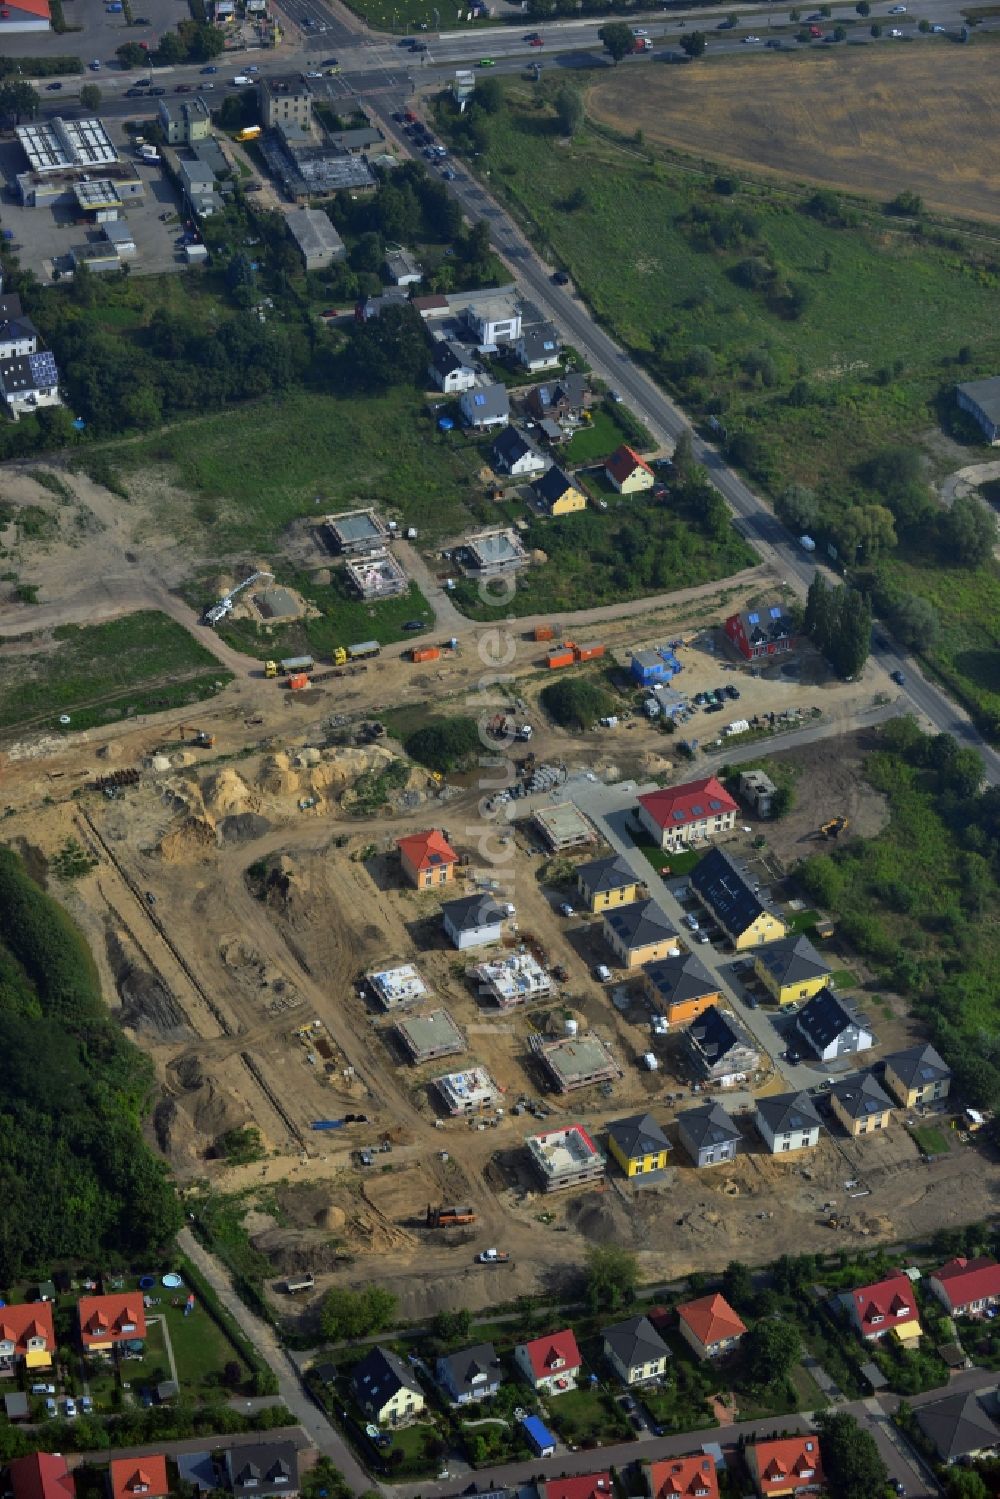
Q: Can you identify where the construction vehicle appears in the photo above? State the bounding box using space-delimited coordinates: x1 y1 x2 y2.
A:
179 725 216 749
632 34 653 49
477 1248 509 1264
204 570 272 625
426 1204 476 1228
348 640 381 662
820 816 849 839
411 646 440 664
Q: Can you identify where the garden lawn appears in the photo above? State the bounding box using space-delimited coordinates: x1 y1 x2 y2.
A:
0 611 230 734
787 909 821 934
564 408 635 466
547 1386 630 1446
161 1298 249 1396
908 1125 952 1156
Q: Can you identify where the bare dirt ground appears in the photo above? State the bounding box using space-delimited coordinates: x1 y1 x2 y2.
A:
585 48 1000 224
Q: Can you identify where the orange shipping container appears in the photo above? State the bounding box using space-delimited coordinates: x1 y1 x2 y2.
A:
574 643 606 662
547 648 575 669
411 646 441 663
288 673 310 691
533 625 555 642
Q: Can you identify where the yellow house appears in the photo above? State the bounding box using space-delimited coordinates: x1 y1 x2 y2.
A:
351 1346 426 1426
602 899 680 969
607 1113 670 1178
605 444 655 495
691 847 788 952
882 1043 951 1108
577 854 641 913
753 935 831 1006
829 1074 894 1137
534 465 587 516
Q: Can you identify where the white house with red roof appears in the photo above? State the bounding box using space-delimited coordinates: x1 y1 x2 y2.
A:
78 1293 146 1352
930 1256 1000 1318
637 777 739 853
514 1328 582 1394
541 1472 612 1499
0 1303 55 1375
676 1293 746 1361
604 445 655 495
849 1272 921 1345
747 1435 823 1497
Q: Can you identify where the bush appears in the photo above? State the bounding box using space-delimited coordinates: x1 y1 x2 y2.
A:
405 715 480 773
540 677 616 731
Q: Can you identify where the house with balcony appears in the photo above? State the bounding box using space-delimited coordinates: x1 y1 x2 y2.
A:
849 1272 921 1346
78 1294 146 1352
0 1302 55 1375
514 1329 581 1394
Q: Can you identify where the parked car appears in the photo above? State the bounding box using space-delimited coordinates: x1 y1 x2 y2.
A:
594 964 612 983
891 669 906 685
552 270 570 284
559 903 575 918
63 1398 78 1419
45 1399 57 1418
30 1383 55 1395
81 1396 93 1413
402 619 426 631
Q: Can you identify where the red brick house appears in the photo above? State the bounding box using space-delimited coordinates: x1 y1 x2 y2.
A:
724 605 796 662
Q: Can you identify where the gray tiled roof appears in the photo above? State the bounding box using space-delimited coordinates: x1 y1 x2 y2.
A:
755 1089 821 1135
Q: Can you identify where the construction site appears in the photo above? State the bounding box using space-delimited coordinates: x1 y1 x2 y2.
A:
0 463 990 1325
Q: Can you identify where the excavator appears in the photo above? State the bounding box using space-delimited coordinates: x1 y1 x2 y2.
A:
179 725 216 749
819 816 849 840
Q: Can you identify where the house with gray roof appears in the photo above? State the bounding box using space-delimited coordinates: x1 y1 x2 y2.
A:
601 1314 670 1386
753 934 831 1006
642 951 720 1027
795 987 874 1063
754 1090 822 1154
576 853 641 912
459 382 510 429
436 1342 501 1405
881 1043 951 1108
515 320 561 373
602 899 678 969
677 1100 741 1168
224 1441 299 1499
525 372 588 422
442 893 506 950
957 377 1000 445
689 846 787 950
683 1005 759 1087
916 1388 1000 1463
490 424 547 478
829 1073 894 1138
351 1346 425 1426
428 339 478 393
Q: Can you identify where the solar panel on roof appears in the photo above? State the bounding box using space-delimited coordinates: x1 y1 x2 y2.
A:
769 606 782 619
748 612 760 625
474 393 486 406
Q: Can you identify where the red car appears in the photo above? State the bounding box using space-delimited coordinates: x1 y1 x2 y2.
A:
529 34 544 45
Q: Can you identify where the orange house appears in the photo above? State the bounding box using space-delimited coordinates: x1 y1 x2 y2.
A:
0 1302 56 1374
747 1436 823 1498
397 830 459 890
108 1457 169 1499
646 1455 719 1499
78 1294 147 1352
643 952 721 1028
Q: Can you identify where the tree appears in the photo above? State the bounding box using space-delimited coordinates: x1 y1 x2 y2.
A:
770 782 794 818
0 80 39 123
554 86 583 135
870 21 882 34
778 482 819 533
475 75 502 113
816 1411 890 1499
855 0 870 12
680 30 707 56
584 1245 638 1312
945 1469 989 1499
672 427 694 479
350 301 428 390
541 677 616 731
598 21 635 62
740 1319 800 1390
117 41 148 66
430 1308 472 1343
722 1260 754 1310
79 83 102 110
888 593 940 649
222 1360 243 1389
405 715 479 773
940 493 996 568
319 1284 397 1342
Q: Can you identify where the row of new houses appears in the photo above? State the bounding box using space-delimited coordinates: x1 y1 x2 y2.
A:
0 1291 156 1376
4 1443 299 1499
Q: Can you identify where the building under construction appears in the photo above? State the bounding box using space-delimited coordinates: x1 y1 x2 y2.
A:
345 549 408 600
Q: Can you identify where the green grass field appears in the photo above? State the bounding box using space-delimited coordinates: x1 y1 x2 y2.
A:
0 612 230 735
908 1124 952 1156
563 408 636 466
215 577 431 660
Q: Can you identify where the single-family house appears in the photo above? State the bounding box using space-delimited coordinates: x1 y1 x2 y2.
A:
576 854 641 913
108 1457 169 1499
636 777 739 853
514 1329 582 1394
605 444 654 494
829 1073 894 1137
602 1314 670 1385
435 1342 500 1405
459 383 510 429
78 1293 146 1351
747 1435 823 1497
677 1101 741 1168
676 1293 746 1360
956 377 1000 446
881 1043 951 1108
794 987 874 1062
462 291 522 348
397 829 459 890
850 1273 921 1345
175 1455 217 1494
533 464 587 516
602 899 679 970
442 893 505 950
753 935 831 1007
930 1256 1000 1318
724 605 796 663
916 1389 1000 1463
428 340 478 393
606 1113 670 1179
351 1346 425 1425
683 1005 759 1088
541 1475 612 1499
0 297 38 360
490 424 547 478
0 1302 55 1375
515 321 561 372
689 846 787 950
754 1091 822 1155
525 372 588 423
0 351 61 421
9 1454 75 1499
224 1442 299 1499
645 1455 719 1499
643 952 721 1028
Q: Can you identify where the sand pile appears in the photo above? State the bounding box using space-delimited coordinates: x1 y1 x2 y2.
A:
568 1191 646 1248
204 767 256 818
159 815 217 862
257 753 301 797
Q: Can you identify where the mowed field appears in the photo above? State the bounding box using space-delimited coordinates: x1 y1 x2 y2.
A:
586 46 1000 223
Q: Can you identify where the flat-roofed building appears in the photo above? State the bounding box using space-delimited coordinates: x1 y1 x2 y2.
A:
530 1032 620 1093
345 549 408 600
325 507 389 555
366 964 428 1010
260 73 313 130
435 1066 500 1116
526 1123 606 1192
533 803 596 853
158 95 211 146
472 952 550 1009
17 117 118 174
459 527 528 576
395 1007 465 1064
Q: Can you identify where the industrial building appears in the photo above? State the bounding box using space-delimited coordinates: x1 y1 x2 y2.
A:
458 528 528 577
471 953 550 1009
366 964 428 1011
324 508 389 556
434 1067 501 1116
345 550 408 600
283 207 345 270
533 803 596 853
259 129 375 201
395 1008 465 1064
530 1032 621 1093
14 118 144 209
525 1124 606 1192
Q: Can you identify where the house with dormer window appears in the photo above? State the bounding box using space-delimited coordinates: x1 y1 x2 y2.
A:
78 1294 146 1352
108 1458 168 1499
849 1272 921 1346
514 1329 581 1394
0 1302 55 1375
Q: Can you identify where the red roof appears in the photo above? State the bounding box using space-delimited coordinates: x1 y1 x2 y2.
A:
933 1255 1000 1310
543 1473 612 1499
109 1458 169 1499
752 1436 823 1496
397 829 459 872
638 777 739 832
677 1293 746 1349
9 1454 75 1499
648 1455 719 1499
78 1293 146 1348
520 1328 581 1380
605 444 653 485
0 0 51 18
0 1302 55 1355
851 1273 916 1337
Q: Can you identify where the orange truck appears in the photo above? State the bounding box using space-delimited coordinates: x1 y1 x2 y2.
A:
411 646 441 664
426 1204 477 1228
